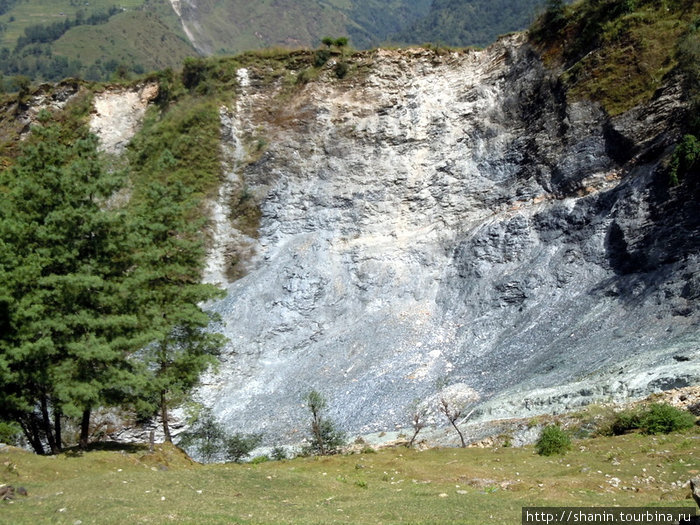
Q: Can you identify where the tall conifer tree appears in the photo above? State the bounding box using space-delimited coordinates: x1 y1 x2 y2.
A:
0 121 138 452
127 181 225 442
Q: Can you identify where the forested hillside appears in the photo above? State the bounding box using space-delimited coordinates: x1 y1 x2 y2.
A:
392 0 544 47
0 0 194 85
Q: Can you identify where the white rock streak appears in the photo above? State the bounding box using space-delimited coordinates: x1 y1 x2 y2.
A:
202 69 250 286
167 0 211 55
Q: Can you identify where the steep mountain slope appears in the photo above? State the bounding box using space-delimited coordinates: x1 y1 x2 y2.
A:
0 0 195 81
176 34 698 444
52 10 195 76
164 0 433 55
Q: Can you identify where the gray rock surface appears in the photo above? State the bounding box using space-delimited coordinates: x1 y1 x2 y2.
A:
192 34 699 446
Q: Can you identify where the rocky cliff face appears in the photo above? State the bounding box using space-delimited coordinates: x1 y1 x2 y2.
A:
113 35 700 445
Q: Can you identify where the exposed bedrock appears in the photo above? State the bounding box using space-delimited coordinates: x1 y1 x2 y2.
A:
194 35 699 444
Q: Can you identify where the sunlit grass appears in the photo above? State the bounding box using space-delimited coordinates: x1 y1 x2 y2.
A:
1 426 697 524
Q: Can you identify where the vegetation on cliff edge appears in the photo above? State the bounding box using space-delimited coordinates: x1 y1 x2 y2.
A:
530 0 700 117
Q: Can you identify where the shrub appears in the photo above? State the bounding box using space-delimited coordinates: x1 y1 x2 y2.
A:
295 67 318 85
639 403 695 435
224 433 263 463
676 20 700 134
270 446 287 461
314 49 330 67
543 0 566 32
610 409 642 435
0 421 21 445
250 455 269 464
602 403 695 436
334 62 349 79
303 390 345 456
181 57 207 90
178 408 263 463
669 134 699 186
178 409 226 462
535 425 571 456
11 75 30 103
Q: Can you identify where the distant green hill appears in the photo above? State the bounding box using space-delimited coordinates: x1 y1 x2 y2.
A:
0 0 194 83
52 11 194 80
168 0 434 55
391 0 545 48
0 0 547 84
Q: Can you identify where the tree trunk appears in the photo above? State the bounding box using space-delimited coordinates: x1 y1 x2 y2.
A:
53 408 62 452
450 419 467 448
311 411 325 455
79 407 91 450
39 394 59 454
161 391 172 443
19 417 45 455
408 427 422 448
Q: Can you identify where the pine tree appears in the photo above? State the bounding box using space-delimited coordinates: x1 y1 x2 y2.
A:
127 180 225 442
0 121 138 452
1 115 227 453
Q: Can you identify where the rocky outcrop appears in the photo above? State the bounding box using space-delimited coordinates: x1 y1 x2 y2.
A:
89 83 159 155
187 35 698 445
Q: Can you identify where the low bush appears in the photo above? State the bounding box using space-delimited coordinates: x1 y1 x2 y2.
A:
669 134 699 186
639 403 695 434
178 409 263 463
535 425 571 456
610 409 642 435
334 62 349 79
270 446 287 461
314 49 330 67
0 421 21 445
333 62 349 78
600 403 695 436
178 409 226 462
224 433 263 463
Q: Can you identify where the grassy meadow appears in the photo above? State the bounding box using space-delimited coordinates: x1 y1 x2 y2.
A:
1 427 698 524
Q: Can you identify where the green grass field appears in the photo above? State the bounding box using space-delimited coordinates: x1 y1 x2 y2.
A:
1 427 698 524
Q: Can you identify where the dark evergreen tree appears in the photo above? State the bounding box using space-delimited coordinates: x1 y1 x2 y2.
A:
0 121 137 452
127 180 225 442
